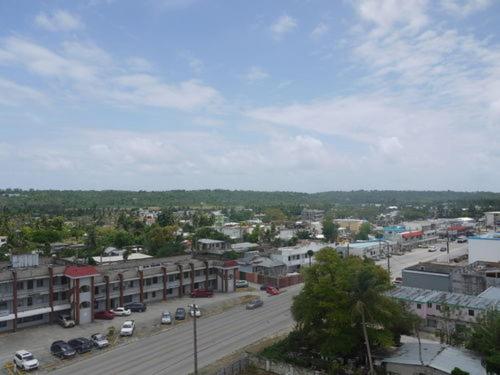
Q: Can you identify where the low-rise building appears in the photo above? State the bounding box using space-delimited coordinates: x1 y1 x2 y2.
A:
402 262 460 292
387 286 500 332
380 341 486 375
196 239 230 255
270 241 335 272
336 240 387 260
468 232 500 264
238 252 287 277
301 209 324 222
485 211 500 229
231 242 259 253
334 219 367 234
0 255 238 333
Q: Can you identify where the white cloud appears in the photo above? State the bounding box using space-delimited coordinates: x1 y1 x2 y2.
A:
441 0 492 16
35 10 83 32
354 0 428 36
0 37 221 111
310 22 329 39
126 57 153 71
0 78 47 106
270 15 297 40
244 66 269 82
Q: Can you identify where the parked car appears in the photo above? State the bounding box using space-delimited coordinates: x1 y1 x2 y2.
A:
266 286 280 295
188 304 201 317
13 350 39 371
68 337 93 354
94 310 115 320
260 284 278 291
428 246 437 252
120 320 135 336
90 333 109 349
190 289 214 298
111 307 131 316
175 307 186 320
246 298 263 310
161 311 172 324
440 247 447 252
50 341 76 359
57 314 75 328
124 302 147 312
457 237 468 243
393 277 403 285
235 280 249 288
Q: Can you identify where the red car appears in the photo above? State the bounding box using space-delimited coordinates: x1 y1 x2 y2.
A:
266 286 280 295
190 289 214 298
94 310 115 320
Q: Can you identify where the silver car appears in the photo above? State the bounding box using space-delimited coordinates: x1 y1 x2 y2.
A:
161 311 172 324
246 298 263 310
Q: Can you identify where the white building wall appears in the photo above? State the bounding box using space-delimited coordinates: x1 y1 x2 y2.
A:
469 239 500 264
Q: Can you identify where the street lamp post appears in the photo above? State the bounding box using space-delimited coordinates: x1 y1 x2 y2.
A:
190 304 199 375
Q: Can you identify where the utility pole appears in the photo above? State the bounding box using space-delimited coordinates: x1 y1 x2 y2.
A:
191 304 199 375
446 228 450 263
386 242 391 275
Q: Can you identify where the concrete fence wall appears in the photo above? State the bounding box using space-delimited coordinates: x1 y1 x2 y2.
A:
249 355 324 375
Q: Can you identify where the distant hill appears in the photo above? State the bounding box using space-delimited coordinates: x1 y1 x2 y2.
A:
1 189 500 213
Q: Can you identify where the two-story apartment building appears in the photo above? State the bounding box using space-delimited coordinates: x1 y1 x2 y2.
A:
0 255 238 333
270 242 336 272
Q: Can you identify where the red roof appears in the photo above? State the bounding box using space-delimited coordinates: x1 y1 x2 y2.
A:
402 230 423 239
64 265 99 279
448 225 467 231
223 260 238 268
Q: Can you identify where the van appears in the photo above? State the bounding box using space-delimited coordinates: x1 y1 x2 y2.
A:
57 314 75 328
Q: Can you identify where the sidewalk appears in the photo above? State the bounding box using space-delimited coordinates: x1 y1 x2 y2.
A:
0 286 263 369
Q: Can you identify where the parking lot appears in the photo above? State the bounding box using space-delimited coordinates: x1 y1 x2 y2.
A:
0 286 262 373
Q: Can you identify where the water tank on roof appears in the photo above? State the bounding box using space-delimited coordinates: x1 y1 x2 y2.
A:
11 254 39 268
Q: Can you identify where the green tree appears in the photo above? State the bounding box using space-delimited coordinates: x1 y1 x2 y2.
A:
113 230 134 248
292 248 415 372
451 368 469 375
355 222 372 241
466 309 500 374
263 208 287 223
158 209 176 227
322 218 338 242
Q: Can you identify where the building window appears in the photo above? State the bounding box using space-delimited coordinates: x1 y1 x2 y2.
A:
80 301 91 309
144 292 148 300
16 281 23 290
80 285 90 293
61 291 67 300
184 272 189 279
27 280 33 289
0 301 7 310
94 286 99 295
427 318 437 328
61 276 68 284
0 322 7 328
152 277 158 284
416 303 421 309
436 305 441 311
152 291 156 298
129 281 134 287
427 302 432 308
468 309 475 316
124 295 132 303
27 297 33 306
167 288 173 295
146 278 152 286
36 279 44 288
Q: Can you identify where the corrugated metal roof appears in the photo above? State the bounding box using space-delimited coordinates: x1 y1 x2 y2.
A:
387 286 500 310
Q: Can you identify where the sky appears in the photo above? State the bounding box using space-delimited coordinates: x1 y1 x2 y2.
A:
1 0 500 193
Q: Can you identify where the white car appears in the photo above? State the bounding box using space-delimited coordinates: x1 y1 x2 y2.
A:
161 311 172 324
90 333 109 349
120 320 135 336
188 304 201 317
112 307 131 316
13 350 39 371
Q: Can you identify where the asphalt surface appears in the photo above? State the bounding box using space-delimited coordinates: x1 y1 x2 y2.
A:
50 285 300 375
376 240 469 278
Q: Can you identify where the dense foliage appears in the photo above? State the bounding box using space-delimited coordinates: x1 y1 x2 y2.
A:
268 249 417 372
1 189 500 215
466 310 500 374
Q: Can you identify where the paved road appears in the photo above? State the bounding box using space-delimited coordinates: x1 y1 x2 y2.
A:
50 285 300 375
376 241 468 278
